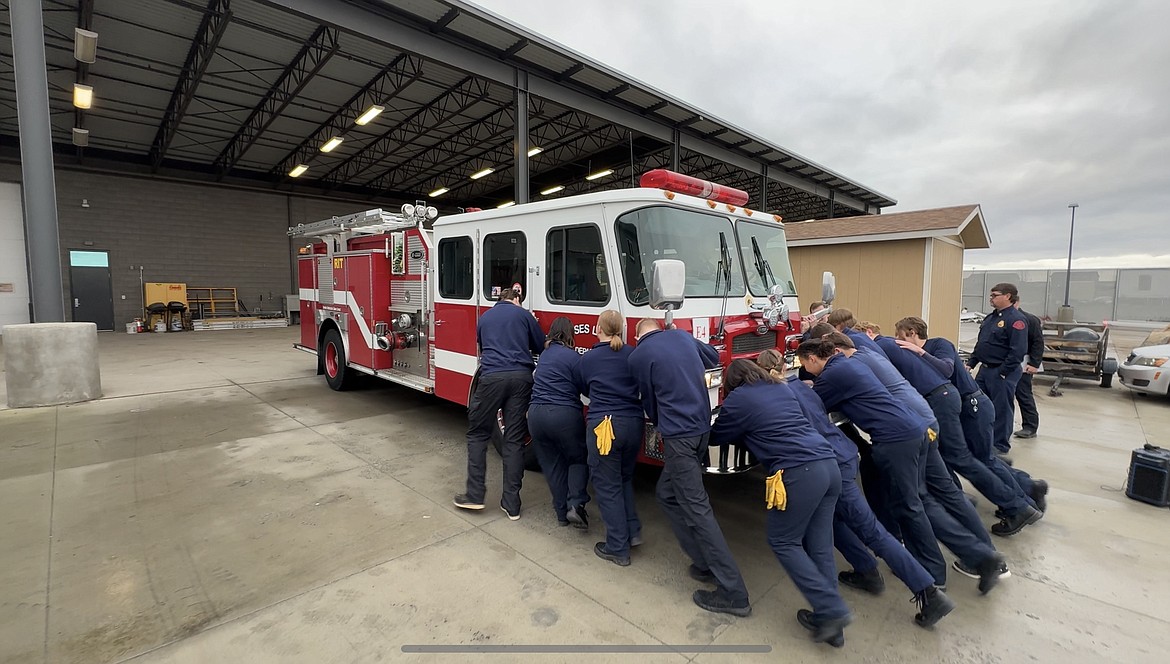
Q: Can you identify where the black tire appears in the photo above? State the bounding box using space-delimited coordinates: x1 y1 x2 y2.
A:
320 328 354 391
1100 372 1114 388
490 412 542 472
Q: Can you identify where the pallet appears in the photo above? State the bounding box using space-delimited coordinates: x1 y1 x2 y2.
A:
191 317 289 331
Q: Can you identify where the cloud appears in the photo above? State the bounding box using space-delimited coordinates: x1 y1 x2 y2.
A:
472 0 1170 267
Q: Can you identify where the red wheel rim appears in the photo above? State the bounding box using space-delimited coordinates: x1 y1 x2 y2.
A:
325 342 338 378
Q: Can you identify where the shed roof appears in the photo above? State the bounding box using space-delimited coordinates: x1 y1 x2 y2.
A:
784 204 991 249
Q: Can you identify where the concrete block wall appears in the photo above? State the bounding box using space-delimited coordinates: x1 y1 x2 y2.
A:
0 164 372 327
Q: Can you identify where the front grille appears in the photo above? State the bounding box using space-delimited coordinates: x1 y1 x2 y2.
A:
731 330 777 355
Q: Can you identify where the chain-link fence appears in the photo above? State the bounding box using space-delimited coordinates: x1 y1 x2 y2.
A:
962 268 1170 322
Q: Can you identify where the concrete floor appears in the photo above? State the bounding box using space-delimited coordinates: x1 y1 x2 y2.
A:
2 325 1169 664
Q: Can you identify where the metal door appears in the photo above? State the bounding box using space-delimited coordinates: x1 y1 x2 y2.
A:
68 250 114 330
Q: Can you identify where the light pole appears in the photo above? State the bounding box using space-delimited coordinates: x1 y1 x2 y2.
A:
1058 203 1078 321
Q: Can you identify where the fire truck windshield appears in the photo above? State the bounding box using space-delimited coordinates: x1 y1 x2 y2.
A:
736 219 798 297
615 206 746 304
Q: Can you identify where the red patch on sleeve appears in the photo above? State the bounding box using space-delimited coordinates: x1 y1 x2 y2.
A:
1012 320 1026 330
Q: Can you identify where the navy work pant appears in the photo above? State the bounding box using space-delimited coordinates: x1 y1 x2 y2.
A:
529 403 589 522
833 457 935 593
657 433 749 602
928 386 1030 516
961 392 1037 508
767 458 850 623
1015 371 1039 433
869 435 948 588
922 440 998 572
976 364 1022 453
587 415 643 556
465 370 532 513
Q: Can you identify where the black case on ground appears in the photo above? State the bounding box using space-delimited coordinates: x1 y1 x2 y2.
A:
1127 445 1170 508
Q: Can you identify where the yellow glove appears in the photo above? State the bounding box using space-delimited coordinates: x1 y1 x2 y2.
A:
594 415 614 456
765 469 787 511
926 428 938 442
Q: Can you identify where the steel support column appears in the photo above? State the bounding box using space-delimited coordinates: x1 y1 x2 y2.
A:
759 166 768 211
670 126 681 172
827 190 835 219
10 0 64 322
514 69 529 204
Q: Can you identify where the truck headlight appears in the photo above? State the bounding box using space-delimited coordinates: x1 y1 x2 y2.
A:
704 368 724 389
1134 356 1168 367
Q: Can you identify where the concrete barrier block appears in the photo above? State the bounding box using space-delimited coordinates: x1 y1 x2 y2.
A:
2 322 102 408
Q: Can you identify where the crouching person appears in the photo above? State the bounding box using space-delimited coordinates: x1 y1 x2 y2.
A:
710 359 852 647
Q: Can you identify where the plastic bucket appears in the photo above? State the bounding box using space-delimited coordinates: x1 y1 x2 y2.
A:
125 322 138 334
154 320 167 333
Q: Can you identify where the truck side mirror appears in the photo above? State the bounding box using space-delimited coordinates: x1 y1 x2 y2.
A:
650 259 686 310
822 271 836 305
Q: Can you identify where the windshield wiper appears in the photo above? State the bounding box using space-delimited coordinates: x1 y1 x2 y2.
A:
750 235 778 290
714 231 732 340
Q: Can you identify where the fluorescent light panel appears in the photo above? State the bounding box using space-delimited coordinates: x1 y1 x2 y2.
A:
288 164 309 178
428 187 449 197
355 104 384 125
72 83 93 109
74 28 98 64
319 136 343 152
527 146 543 157
585 168 614 181
539 185 564 195
470 167 494 180
497 201 515 208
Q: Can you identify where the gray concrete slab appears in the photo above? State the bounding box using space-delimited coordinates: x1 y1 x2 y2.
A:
1 327 1169 664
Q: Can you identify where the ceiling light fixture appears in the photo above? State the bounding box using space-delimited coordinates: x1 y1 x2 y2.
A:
288 164 309 178
428 187 449 197
527 146 543 157
585 168 614 181
72 83 93 109
74 28 98 64
355 104 384 125
497 201 515 209
470 167 494 180
319 136 343 152
539 185 564 195
71 127 89 146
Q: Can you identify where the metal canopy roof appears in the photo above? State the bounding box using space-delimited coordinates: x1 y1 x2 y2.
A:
0 0 896 221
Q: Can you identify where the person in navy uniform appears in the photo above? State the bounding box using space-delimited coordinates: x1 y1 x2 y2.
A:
528 316 590 529
454 287 545 520
711 360 851 646
1013 300 1045 439
778 367 955 629
968 283 1029 455
576 310 644 566
628 318 751 617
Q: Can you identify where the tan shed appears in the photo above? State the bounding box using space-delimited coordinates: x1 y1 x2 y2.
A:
785 205 990 343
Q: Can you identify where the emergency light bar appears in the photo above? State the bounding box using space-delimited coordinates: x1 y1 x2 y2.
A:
639 169 749 206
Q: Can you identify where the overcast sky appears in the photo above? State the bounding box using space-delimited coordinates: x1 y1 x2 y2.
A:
471 0 1170 269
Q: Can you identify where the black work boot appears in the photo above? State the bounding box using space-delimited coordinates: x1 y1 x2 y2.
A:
838 568 885 595
796 609 845 648
693 589 751 617
1030 479 1049 513
912 586 956 628
977 553 1007 594
991 504 1042 537
566 504 589 530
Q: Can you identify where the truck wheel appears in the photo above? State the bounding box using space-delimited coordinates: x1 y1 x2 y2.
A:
491 412 541 472
320 328 353 391
1100 372 1114 388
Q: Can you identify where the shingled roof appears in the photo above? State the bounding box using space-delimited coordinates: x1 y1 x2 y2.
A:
783 204 990 249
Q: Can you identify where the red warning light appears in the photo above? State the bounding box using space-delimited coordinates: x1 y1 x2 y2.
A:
639 169 749 206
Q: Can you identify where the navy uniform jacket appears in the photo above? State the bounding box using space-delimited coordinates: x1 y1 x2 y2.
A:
786 377 858 465
968 306 1028 376
1019 308 1045 369
477 301 545 375
710 381 836 472
530 342 583 408
576 342 643 421
874 335 948 395
844 328 882 353
628 329 719 438
923 337 980 396
851 347 936 424
812 353 929 445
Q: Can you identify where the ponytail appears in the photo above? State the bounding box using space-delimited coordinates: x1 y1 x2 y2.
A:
597 309 625 352
608 336 623 351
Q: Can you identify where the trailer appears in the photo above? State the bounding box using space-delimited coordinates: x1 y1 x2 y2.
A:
1040 320 1119 396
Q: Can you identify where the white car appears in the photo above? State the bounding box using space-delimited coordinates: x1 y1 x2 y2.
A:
1118 344 1170 397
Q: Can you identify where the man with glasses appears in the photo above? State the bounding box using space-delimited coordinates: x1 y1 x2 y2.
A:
967 283 1029 455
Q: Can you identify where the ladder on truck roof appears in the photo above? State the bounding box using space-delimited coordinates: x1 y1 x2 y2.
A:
287 208 418 239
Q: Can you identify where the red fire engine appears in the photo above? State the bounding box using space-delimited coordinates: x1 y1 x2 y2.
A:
291 170 813 473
